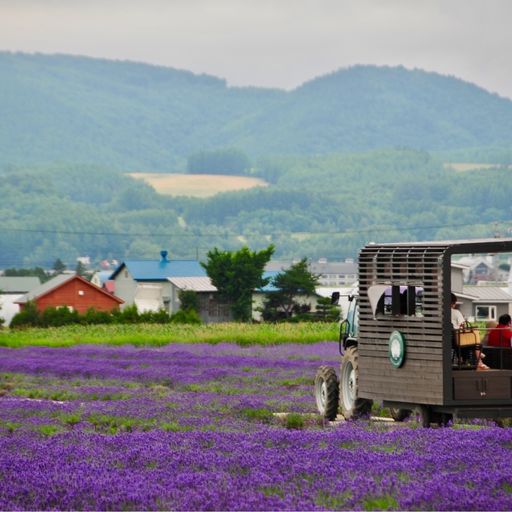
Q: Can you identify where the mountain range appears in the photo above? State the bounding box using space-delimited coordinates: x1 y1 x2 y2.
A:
2 52 512 170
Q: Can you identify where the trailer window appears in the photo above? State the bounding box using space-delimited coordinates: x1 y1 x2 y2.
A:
370 285 423 317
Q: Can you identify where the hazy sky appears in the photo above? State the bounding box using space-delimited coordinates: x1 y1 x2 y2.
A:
1 0 511 98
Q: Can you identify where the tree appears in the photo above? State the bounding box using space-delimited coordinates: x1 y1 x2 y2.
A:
52 258 66 273
4 267 49 283
315 296 341 322
202 245 274 321
187 148 251 175
75 261 88 277
178 289 199 312
267 258 319 319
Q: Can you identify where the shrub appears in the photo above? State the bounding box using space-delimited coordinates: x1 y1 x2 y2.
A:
139 309 171 324
170 309 201 324
178 290 199 313
10 301 40 328
82 308 113 325
114 305 140 323
40 306 80 327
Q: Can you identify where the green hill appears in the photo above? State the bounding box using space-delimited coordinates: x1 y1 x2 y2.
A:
2 53 512 268
2 52 512 169
2 149 512 268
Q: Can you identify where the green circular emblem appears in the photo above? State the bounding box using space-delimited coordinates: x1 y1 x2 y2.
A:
388 330 406 368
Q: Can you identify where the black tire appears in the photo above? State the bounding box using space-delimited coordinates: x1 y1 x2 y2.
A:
431 411 452 427
314 365 339 420
339 346 373 420
418 405 432 428
390 408 411 422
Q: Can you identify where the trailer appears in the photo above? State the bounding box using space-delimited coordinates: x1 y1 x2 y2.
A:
315 238 512 426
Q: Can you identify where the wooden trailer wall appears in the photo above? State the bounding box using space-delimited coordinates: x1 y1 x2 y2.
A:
358 243 450 405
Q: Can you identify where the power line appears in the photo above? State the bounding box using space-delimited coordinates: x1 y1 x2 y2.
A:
0 220 507 238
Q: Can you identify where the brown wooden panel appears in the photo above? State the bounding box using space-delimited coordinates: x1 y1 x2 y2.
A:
359 353 444 404
453 373 511 401
358 243 449 405
359 348 443 360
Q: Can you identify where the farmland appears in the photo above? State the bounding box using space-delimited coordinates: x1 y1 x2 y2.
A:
0 322 338 348
443 162 505 172
129 172 268 197
1 340 512 510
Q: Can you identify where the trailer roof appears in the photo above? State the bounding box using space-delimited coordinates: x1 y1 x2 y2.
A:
363 238 512 254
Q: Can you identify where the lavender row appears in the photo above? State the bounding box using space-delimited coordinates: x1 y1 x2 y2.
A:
0 343 338 435
0 342 339 384
1 425 511 510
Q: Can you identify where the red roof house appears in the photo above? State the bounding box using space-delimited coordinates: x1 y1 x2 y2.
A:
15 273 124 313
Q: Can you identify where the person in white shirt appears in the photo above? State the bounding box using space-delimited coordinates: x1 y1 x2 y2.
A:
451 293 465 329
451 293 489 370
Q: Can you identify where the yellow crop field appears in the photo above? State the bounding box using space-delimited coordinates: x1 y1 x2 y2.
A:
443 162 502 172
129 173 268 197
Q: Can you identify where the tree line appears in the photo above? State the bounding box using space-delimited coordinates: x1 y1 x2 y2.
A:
6 246 339 328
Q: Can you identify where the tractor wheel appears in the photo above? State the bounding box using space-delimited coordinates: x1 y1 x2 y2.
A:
417 405 432 428
431 411 452 427
390 408 412 422
339 346 373 420
314 365 339 420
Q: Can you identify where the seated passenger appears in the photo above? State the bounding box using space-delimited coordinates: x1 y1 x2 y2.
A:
451 293 489 370
450 293 464 330
487 314 512 347
482 320 498 346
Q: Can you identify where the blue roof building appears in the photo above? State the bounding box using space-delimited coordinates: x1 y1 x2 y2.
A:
109 251 206 313
110 259 206 281
257 271 280 293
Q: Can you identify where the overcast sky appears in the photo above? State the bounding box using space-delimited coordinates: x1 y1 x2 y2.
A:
1 0 511 98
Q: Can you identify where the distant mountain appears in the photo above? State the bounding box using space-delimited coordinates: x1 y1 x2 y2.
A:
1 52 512 169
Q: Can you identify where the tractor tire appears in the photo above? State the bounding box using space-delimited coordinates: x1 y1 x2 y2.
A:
314 365 339 420
430 411 452 427
339 346 373 420
418 405 432 428
390 408 411 422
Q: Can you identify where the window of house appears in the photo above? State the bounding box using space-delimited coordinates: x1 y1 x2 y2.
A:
475 305 497 321
369 285 424 318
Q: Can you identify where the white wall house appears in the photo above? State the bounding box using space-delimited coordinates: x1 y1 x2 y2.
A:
109 251 206 315
0 276 41 326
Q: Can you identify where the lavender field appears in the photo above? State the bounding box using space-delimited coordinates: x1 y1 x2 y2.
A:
1 341 512 510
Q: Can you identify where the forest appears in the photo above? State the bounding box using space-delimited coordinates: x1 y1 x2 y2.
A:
1 148 511 269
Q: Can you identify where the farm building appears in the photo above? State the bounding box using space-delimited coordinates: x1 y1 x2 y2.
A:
266 258 358 287
109 251 206 315
15 274 124 313
90 270 116 294
0 276 41 326
168 276 232 323
111 252 325 321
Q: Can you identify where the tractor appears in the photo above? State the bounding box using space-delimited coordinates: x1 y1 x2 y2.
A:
315 239 512 427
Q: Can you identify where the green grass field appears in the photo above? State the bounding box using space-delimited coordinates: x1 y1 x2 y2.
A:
0 322 339 348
